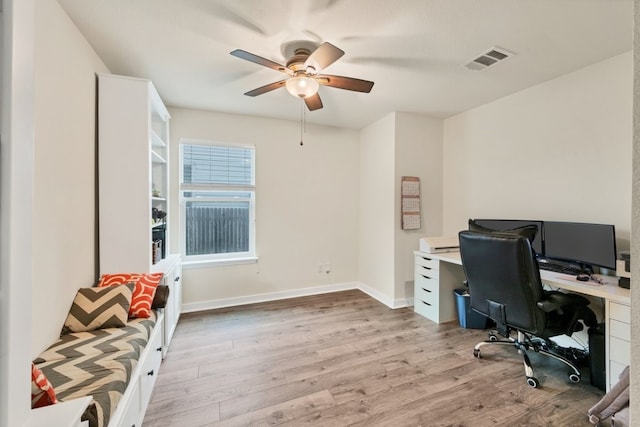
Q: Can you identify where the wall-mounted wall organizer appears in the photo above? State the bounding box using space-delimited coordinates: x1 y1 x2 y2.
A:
401 176 421 230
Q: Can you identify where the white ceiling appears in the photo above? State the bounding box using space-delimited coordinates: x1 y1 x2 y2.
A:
58 0 633 129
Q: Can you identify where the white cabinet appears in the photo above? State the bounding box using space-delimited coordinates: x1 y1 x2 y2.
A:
98 73 171 273
606 300 630 391
414 254 441 320
413 252 464 323
109 311 164 427
155 254 182 357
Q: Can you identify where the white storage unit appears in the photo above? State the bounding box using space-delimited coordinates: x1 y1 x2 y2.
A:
98 73 171 272
98 73 182 353
413 252 464 323
606 300 630 391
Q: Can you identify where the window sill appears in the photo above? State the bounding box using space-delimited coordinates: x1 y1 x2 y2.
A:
182 256 259 269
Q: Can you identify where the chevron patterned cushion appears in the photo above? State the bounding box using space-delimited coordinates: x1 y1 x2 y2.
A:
62 283 134 334
98 273 163 318
31 363 58 408
34 314 156 427
35 315 157 427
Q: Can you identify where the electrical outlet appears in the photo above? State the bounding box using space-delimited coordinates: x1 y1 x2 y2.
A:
319 263 331 274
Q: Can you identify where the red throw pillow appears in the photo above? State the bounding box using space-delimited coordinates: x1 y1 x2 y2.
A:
98 273 163 318
31 363 58 408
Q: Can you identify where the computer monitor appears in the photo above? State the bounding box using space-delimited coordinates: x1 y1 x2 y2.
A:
470 219 543 254
543 221 617 271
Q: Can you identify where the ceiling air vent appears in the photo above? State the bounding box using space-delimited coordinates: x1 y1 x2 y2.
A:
465 46 514 71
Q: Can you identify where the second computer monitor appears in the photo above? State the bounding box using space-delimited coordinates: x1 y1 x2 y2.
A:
543 221 617 271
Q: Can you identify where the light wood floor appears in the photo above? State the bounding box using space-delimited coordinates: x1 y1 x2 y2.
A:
143 289 606 427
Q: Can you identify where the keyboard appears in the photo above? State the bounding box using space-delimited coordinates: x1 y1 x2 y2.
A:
538 262 583 276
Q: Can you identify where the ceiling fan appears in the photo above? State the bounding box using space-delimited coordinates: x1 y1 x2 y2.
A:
230 41 374 111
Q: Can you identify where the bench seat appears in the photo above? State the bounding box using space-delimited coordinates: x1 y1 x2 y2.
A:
33 312 156 427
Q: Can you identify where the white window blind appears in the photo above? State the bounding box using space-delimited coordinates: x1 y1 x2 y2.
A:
182 144 254 186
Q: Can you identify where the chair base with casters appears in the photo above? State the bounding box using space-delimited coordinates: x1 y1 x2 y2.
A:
472 329 585 388
458 229 598 389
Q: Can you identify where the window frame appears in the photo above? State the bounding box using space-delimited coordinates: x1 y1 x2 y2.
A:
179 139 257 267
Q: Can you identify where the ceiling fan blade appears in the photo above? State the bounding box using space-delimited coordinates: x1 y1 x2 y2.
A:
244 80 287 97
304 42 344 72
230 49 290 74
304 93 323 111
317 75 374 93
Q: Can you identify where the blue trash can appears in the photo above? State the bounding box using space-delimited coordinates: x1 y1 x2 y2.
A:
454 288 489 329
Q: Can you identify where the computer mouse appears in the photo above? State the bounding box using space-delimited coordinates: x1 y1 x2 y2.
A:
576 273 590 282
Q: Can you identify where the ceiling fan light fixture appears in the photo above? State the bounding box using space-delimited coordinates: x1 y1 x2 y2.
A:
231 42 374 110
285 76 319 98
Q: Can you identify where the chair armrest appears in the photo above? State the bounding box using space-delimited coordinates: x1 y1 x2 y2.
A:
537 291 590 312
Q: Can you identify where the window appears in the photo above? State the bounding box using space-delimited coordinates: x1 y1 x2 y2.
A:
180 141 255 264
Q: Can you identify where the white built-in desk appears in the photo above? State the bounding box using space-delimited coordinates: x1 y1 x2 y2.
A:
413 250 631 391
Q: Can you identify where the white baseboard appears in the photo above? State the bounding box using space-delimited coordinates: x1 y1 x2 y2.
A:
181 282 358 313
181 281 411 313
355 282 410 309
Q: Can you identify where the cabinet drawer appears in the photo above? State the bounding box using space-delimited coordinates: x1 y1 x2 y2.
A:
609 336 630 366
609 319 631 341
415 255 439 270
119 378 141 427
610 302 630 323
414 284 436 304
415 264 440 281
414 298 438 320
140 325 163 409
415 273 438 292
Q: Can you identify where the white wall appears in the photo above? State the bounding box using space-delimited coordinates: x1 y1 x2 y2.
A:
357 112 443 306
442 52 632 249
1 0 34 424
358 113 396 304
630 0 639 421
168 108 360 308
394 112 443 301
32 0 108 356
0 0 109 421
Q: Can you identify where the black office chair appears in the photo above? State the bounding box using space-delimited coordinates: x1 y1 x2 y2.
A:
458 229 597 388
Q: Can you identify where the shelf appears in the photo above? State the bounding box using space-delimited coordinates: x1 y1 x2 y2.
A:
152 222 166 229
150 130 166 148
151 150 167 164
151 196 166 202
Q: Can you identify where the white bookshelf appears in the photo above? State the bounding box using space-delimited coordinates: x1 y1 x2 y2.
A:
98 73 171 272
98 74 182 351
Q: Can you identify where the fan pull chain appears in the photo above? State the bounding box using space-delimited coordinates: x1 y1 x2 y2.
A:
299 99 304 146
